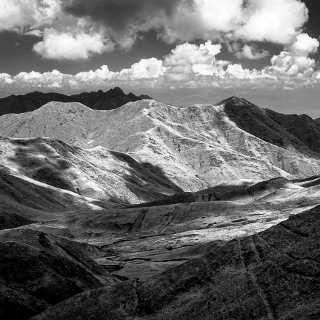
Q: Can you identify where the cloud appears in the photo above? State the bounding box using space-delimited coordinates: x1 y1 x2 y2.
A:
235 44 270 60
289 33 319 56
265 33 319 83
0 0 60 32
235 0 308 44
63 0 309 47
119 58 165 80
1 38 320 93
0 0 312 61
163 41 224 80
33 28 113 60
63 0 181 31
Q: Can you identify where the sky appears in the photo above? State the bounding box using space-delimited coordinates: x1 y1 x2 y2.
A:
0 0 320 115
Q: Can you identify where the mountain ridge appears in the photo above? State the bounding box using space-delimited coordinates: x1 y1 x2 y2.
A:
1 98 320 191
0 87 151 116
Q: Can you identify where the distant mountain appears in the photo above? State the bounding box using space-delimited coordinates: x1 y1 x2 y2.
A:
1 98 320 191
0 87 151 116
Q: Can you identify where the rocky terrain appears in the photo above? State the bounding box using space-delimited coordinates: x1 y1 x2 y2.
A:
1 97 320 191
0 94 320 319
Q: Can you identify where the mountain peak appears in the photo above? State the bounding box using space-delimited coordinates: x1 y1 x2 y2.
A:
219 96 256 107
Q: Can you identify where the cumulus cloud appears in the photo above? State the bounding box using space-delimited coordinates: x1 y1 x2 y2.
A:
0 0 313 61
63 0 309 47
235 0 308 44
265 33 319 83
1 38 319 93
33 28 113 60
234 44 270 60
163 41 225 80
289 33 319 56
0 0 60 32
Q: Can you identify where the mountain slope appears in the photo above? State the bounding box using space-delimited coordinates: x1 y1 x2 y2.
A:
0 228 117 320
0 87 150 116
0 137 182 204
223 97 320 154
31 204 320 320
1 98 320 191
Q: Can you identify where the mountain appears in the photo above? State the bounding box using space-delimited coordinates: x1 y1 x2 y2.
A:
0 87 150 116
1 98 320 192
1 96 320 319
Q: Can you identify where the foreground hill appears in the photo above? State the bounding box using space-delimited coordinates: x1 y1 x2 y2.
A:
1 98 320 191
31 205 320 320
0 87 150 116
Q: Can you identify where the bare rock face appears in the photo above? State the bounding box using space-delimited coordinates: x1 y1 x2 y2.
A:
31 205 320 320
0 228 117 320
1 98 320 194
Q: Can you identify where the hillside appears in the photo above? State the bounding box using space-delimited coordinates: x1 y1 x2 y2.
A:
1 98 320 191
0 87 150 116
31 205 320 320
0 137 182 204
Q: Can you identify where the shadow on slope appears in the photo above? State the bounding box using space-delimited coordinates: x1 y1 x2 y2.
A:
110 151 184 202
32 205 320 320
0 228 117 320
130 177 289 208
9 138 78 193
222 97 319 156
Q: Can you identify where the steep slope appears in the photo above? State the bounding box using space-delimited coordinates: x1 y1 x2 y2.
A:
31 205 320 320
0 137 182 204
0 87 150 116
223 97 320 154
1 99 320 191
0 228 117 320
265 108 320 153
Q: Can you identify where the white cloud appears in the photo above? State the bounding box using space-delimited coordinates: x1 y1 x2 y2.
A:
119 58 165 80
160 0 308 46
236 0 308 44
33 28 113 60
1 38 320 93
289 33 319 56
163 41 224 80
0 0 310 57
235 44 269 60
0 0 60 32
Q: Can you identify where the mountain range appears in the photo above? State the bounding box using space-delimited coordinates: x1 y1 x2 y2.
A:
0 89 320 319
0 87 150 116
